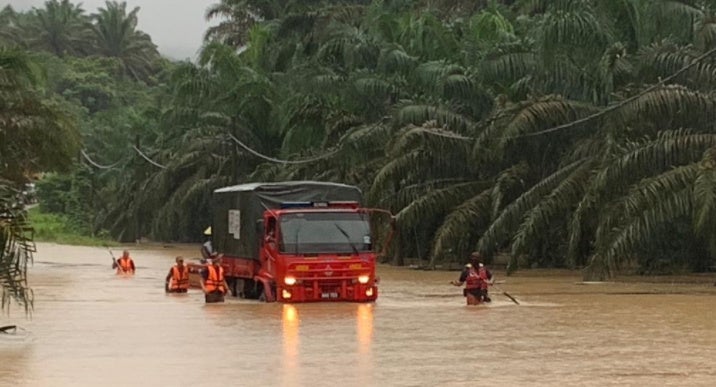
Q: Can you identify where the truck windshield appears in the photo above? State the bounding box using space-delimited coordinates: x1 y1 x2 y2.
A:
279 212 371 254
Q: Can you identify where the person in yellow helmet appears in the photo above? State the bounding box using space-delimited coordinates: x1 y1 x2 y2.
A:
200 226 214 260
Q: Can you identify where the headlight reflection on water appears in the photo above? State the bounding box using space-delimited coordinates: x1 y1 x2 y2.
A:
280 303 375 384
282 304 299 359
356 303 374 354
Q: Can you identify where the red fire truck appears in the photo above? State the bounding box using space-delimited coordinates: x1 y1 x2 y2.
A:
188 181 391 302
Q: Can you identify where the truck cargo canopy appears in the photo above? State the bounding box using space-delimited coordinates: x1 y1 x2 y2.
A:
212 181 363 260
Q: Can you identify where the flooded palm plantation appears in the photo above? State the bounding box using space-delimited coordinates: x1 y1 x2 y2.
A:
2 243 716 386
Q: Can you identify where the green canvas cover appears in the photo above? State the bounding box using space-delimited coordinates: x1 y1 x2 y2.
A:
212 181 363 260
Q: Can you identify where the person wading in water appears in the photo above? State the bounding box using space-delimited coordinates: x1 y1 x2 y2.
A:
165 256 189 293
113 250 135 275
201 254 229 303
451 262 485 305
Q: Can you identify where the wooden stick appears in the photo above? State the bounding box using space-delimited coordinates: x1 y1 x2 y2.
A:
493 284 520 305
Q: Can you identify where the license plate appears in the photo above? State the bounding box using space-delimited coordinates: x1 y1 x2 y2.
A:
321 292 339 299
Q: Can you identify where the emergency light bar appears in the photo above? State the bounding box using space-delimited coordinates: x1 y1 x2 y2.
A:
280 201 360 209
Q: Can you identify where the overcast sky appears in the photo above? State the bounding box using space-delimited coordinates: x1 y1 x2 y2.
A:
8 0 218 60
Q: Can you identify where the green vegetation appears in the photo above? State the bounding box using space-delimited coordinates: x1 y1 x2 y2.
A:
27 207 117 246
0 44 80 310
4 0 716 286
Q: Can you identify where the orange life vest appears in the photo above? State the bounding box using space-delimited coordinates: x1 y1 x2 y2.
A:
170 265 189 290
204 265 226 293
465 268 483 289
117 257 133 274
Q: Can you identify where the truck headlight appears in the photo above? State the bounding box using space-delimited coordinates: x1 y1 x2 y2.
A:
358 275 370 284
284 276 296 286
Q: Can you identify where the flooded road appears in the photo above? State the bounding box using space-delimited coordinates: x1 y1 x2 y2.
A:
2 243 716 386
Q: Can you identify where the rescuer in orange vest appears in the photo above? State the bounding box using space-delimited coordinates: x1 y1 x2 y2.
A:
165 256 189 293
112 250 135 275
200 254 229 303
451 263 484 305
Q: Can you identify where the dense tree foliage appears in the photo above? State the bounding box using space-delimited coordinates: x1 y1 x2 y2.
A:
0 47 81 310
5 0 716 281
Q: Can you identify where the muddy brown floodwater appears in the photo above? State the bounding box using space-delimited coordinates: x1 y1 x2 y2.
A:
1 243 716 386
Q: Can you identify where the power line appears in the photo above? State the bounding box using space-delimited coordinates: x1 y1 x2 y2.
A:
227 133 341 164
412 47 716 143
80 149 122 169
132 145 167 169
507 46 716 139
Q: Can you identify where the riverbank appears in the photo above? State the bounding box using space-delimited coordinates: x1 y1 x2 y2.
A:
27 207 118 247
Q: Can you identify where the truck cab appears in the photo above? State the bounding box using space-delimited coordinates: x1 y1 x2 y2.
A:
259 201 377 302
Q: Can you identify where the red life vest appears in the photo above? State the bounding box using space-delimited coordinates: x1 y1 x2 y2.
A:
117 257 133 274
465 268 483 289
205 265 226 293
478 267 489 289
170 265 189 290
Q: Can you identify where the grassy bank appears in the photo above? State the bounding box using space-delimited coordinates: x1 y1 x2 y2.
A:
27 207 118 247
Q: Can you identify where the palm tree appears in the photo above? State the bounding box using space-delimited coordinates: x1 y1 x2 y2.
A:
0 48 80 183
22 0 93 57
368 0 716 278
91 1 160 82
0 6 21 46
204 0 283 48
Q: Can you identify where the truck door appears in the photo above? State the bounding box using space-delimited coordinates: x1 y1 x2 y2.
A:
263 215 278 273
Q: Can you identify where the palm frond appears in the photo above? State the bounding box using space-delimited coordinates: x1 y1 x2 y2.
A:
477 159 586 261
511 160 594 258
592 130 716 197
592 181 695 279
692 147 716 240
613 85 716 129
429 188 493 267
477 96 600 150
394 103 475 133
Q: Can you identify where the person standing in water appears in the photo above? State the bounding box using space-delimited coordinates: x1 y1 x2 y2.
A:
165 256 189 293
201 255 229 303
112 250 135 275
470 252 493 302
200 226 214 261
451 262 484 305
